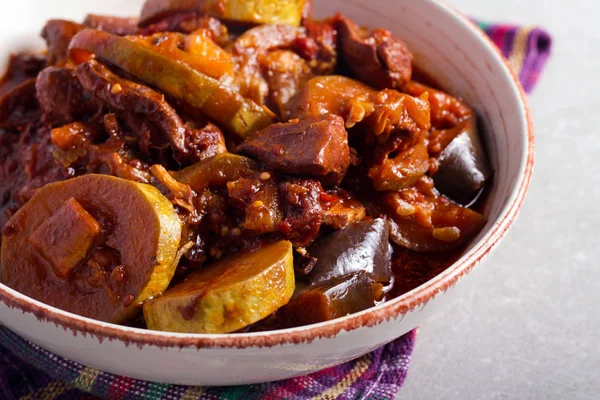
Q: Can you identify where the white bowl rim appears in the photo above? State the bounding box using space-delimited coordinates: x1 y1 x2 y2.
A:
0 0 534 350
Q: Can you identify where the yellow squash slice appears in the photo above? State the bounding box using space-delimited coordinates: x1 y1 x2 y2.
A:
144 240 295 333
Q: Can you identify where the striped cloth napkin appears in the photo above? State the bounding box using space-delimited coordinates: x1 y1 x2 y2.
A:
0 21 551 400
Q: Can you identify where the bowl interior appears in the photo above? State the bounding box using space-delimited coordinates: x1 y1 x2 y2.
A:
0 0 530 339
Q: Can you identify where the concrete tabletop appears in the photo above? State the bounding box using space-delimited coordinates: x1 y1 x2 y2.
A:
398 0 599 399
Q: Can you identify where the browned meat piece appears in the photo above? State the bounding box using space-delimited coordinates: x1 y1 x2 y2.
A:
237 115 350 186
185 122 227 163
294 249 318 276
233 25 303 56
0 54 47 98
138 0 200 26
141 13 228 45
0 79 39 129
227 176 284 234
83 14 140 36
36 67 103 126
259 50 313 118
228 23 336 108
74 60 191 163
227 25 306 106
120 112 154 155
41 20 85 66
233 21 337 73
28 197 102 280
336 16 412 90
322 189 366 229
293 19 338 74
279 179 324 246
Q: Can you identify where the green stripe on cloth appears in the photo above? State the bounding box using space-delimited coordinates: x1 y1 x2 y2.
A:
73 368 101 393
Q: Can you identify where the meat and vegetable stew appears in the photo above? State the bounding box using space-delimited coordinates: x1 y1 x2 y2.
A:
0 0 492 334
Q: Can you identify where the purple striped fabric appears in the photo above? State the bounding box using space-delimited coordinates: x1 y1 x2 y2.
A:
481 22 552 92
0 20 551 400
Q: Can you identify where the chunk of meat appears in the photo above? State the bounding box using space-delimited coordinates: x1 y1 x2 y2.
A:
41 20 85 66
184 122 227 163
177 189 228 267
259 50 313 118
74 60 190 162
336 16 412 90
382 176 486 252
139 0 201 26
293 248 318 276
141 13 228 45
36 67 103 126
28 197 101 280
227 176 284 233
233 25 304 56
227 24 307 106
322 189 366 229
294 19 338 75
83 14 140 35
237 115 350 186
279 179 324 246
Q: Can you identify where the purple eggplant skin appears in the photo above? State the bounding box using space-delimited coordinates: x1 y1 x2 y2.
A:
434 120 492 206
281 271 376 327
246 271 376 330
306 218 392 287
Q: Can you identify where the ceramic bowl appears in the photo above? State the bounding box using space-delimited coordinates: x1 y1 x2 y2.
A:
0 0 533 386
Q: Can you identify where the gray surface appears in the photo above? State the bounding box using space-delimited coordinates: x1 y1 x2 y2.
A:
398 1 600 399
